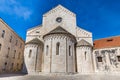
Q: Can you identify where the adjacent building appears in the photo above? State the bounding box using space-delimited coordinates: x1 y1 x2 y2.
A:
0 19 25 73
93 36 120 73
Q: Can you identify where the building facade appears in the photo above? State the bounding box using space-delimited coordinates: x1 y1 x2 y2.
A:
24 5 120 74
93 36 120 73
0 19 25 73
23 5 94 74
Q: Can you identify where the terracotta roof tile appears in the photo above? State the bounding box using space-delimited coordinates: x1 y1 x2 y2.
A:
94 36 120 49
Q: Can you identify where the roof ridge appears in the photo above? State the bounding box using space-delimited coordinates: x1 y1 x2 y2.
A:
49 26 68 33
94 35 120 41
77 39 92 46
43 4 76 17
26 38 43 44
94 36 120 49
27 25 42 31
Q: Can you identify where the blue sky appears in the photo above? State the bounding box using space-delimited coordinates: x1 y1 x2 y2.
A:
0 0 120 40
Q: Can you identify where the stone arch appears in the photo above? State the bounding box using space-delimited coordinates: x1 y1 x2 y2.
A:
28 49 32 58
0 43 2 51
3 62 7 71
84 51 87 60
69 45 71 56
43 26 77 73
2 30 5 38
24 38 44 73
46 45 49 56
56 42 60 55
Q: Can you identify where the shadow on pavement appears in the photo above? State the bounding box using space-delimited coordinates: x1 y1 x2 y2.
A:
0 72 27 78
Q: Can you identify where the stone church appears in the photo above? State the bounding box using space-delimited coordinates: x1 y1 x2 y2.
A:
23 5 93 74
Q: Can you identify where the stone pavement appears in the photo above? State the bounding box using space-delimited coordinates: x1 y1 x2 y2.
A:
1 73 120 80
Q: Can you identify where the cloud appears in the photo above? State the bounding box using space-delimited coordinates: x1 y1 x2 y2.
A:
0 0 32 20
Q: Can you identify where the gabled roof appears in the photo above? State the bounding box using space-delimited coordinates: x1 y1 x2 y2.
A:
77 39 92 47
26 38 43 45
27 25 42 31
48 26 70 34
43 26 76 41
44 26 73 36
76 27 92 37
94 36 120 49
43 5 75 17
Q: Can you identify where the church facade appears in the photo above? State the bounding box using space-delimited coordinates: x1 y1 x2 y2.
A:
23 5 93 74
24 5 120 74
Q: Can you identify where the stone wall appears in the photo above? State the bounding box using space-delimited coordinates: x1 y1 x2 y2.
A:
24 5 94 74
24 43 43 74
76 46 94 73
43 34 76 73
43 5 76 36
0 19 24 73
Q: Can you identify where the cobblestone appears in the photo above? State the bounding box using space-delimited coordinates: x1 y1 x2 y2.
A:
0 74 120 80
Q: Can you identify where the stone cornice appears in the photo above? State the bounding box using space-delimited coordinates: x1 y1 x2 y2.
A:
27 25 42 31
0 18 24 42
43 5 76 17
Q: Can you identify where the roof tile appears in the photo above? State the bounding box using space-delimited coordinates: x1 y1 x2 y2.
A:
94 36 120 49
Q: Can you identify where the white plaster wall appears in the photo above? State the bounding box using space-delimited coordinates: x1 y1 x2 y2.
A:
93 47 120 73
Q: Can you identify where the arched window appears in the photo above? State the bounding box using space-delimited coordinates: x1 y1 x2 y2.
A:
6 47 10 58
21 63 23 68
0 44 1 51
17 63 19 70
56 42 60 55
9 36 12 42
15 40 18 45
20 43 22 48
69 46 71 56
11 63 14 71
13 50 16 59
46 45 49 56
84 51 87 60
2 30 5 38
3 62 7 71
18 52 21 59
29 49 32 58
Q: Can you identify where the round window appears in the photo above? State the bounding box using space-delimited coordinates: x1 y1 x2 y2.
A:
56 17 62 23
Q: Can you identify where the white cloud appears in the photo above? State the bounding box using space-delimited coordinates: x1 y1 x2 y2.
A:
0 0 32 20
